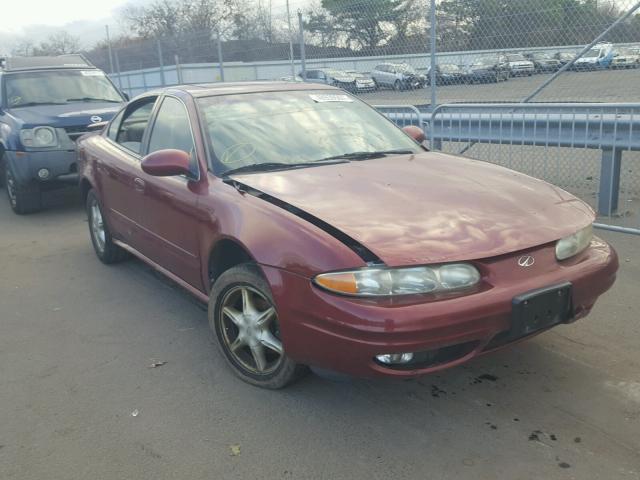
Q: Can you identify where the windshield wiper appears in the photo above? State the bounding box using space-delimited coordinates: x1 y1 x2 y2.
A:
11 101 68 107
66 97 121 103
319 149 415 161
223 159 347 177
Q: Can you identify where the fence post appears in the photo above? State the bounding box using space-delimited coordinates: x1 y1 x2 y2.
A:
429 0 437 109
105 25 115 75
286 0 295 78
114 50 123 91
298 10 306 80
216 31 225 82
598 148 622 216
157 39 166 87
175 54 183 84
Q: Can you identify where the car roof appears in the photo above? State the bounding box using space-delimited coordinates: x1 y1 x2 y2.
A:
1 54 95 72
162 81 338 98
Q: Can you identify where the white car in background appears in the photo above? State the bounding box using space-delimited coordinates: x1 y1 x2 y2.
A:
611 47 640 69
505 53 535 76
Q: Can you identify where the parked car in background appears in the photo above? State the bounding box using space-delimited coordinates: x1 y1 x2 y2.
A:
524 52 561 72
77 82 618 389
554 51 576 66
573 43 614 70
344 70 377 92
611 47 640 69
463 55 510 83
426 64 464 85
303 68 375 93
0 54 126 214
370 63 426 90
505 53 535 76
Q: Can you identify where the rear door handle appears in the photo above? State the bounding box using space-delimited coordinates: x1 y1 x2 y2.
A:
134 177 146 191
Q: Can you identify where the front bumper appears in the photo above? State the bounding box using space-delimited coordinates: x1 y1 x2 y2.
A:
5 149 78 185
264 238 618 378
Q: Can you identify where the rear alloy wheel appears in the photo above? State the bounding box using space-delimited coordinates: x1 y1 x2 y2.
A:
5 163 42 215
86 189 129 264
210 264 306 389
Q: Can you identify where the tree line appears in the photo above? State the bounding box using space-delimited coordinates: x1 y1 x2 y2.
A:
9 0 640 71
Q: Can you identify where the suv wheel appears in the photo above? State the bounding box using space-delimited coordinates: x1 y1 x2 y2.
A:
393 79 401 91
86 189 129 264
209 264 307 389
5 163 42 215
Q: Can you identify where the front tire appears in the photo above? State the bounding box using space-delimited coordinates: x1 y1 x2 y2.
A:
86 189 129 264
5 163 42 215
209 264 307 389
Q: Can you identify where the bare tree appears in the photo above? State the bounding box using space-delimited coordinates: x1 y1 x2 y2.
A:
33 32 80 56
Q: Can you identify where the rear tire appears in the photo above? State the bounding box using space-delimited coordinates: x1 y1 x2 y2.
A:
209 264 307 389
5 163 42 215
393 79 401 91
86 189 129 264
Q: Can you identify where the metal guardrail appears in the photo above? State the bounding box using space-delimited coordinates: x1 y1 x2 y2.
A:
377 103 640 235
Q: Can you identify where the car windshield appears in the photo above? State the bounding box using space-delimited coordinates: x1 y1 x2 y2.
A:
507 54 526 61
439 64 460 73
395 64 416 73
584 49 600 58
198 90 421 175
5 70 123 108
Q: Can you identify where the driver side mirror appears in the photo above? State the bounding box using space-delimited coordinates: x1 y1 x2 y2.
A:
141 149 192 177
402 125 426 144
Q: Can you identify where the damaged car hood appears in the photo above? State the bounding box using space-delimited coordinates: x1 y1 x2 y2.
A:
231 152 595 266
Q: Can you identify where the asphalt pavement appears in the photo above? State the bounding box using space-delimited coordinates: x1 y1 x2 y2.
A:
1 187 639 480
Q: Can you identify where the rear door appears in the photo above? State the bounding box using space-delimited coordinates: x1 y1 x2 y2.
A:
134 95 202 287
99 96 158 248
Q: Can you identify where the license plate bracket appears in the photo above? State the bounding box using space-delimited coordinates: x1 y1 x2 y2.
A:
510 282 573 339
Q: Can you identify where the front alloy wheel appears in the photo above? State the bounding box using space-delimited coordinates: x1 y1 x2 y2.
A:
210 264 306 388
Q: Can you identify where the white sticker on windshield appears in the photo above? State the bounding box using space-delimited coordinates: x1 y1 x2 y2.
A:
80 70 105 76
309 94 353 103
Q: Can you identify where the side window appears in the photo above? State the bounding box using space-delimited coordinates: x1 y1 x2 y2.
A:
115 98 156 154
147 96 197 174
107 109 124 141
306 70 318 79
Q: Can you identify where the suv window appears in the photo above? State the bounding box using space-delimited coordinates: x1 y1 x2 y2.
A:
306 70 318 79
4 70 122 108
115 98 156 154
148 96 197 173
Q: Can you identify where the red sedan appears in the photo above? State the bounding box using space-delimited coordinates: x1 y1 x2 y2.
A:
77 82 618 388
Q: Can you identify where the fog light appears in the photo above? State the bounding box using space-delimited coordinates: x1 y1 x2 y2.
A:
375 352 414 365
37 168 50 180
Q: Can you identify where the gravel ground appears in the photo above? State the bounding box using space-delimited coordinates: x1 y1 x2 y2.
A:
0 187 639 480
357 68 640 105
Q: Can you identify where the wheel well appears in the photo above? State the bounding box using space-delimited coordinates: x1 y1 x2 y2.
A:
79 178 93 204
208 239 254 287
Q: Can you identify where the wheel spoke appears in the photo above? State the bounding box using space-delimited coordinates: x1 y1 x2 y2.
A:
229 336 245 353
222 306 244 326
260 331 283 355
250 344 267 372
254 307 275 327
241 288 253 314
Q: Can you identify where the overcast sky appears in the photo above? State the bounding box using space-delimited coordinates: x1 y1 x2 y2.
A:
0 0 309 53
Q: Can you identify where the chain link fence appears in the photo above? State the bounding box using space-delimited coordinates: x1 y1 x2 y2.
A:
84 0 640 232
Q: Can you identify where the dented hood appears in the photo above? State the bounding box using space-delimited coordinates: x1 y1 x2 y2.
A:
232 152 594 266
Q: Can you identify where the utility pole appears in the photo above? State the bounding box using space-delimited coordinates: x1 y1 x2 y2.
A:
298 10 306 80
105 25 115 75
286 0 295 78
429 0 437 109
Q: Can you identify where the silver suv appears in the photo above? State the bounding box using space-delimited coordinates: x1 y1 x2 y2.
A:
371 63 426 90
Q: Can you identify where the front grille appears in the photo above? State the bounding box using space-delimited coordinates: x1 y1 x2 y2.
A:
64 125 89 142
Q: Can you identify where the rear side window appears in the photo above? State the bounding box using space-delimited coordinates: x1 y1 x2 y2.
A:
147 96 197 174
115 98 156 154
107 110 124 141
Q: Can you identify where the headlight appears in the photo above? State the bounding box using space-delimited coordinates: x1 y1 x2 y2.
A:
314 263 480 297
20 127 58 148
555 224 593 260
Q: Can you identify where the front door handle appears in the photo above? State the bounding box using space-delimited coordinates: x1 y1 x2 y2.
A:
134 177 146 191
